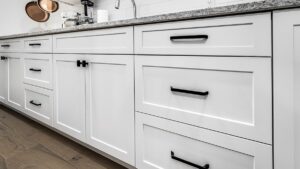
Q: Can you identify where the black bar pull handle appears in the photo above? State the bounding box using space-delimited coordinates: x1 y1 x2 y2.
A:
1 44 10 48
77 60 89 68
0 56 8 60
171 86 209 96
29 43 42 46
170 35 209 42
171 151 209 169
30 100 42 107
29 68 42 72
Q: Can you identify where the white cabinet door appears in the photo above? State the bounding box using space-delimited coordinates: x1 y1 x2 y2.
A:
86 55 135 165
53 54 86 141
0 54 7 104
274 9 300 169
7 54 23 111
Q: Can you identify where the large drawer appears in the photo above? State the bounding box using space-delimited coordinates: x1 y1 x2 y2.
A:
24 84 53 126
53 27 134 54
136 113 272 169
23 54 53 89
135 13 271 56
23 36 52 53
135 55 272 144
0 39 23 52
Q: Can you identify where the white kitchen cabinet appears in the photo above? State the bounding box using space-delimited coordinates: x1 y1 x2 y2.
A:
0 54 8 104
274 9 300 169
6 53 24 111
86 55 135 165
53 54 86 142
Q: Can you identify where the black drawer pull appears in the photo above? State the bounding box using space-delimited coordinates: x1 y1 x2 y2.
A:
0 56 8 60
1 44 10 48
170 35 209 42
29 68 42 72
171 151 209 169
30 100 42 107
29 43 42 46
171 86 209 96
77 60 89 68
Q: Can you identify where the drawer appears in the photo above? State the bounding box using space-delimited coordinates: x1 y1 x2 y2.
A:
23 36 52 53
53 27 133 54
24 84 53 126
136 113 272 169
0 39 23 52
135 56 272 144
23 54 53 89
135 13 271 56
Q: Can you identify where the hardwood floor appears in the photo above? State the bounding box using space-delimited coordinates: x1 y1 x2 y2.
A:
0 105 127 169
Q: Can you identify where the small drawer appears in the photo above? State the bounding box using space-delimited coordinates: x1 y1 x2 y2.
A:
136 113 272 169
23 36 52 53
0 39 23 52
135 13 271 56
24 84 53 126
53 27 133 54
23 54 53 89
135 55 272 144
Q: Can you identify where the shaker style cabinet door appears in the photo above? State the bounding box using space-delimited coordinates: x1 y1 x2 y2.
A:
86 55 135 165
0 53 7 104
274 9 300 169
53 54 86 142
6 53 24 111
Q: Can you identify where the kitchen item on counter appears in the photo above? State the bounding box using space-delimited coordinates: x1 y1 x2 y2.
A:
61 11 80 28
37 0 59 13
81 0 94 24
96 10 109 23
25 1 50 22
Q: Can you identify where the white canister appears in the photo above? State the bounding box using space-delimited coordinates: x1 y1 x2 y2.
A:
96 10 109 23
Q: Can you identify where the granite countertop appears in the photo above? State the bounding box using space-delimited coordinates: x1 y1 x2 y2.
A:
1 0 300 40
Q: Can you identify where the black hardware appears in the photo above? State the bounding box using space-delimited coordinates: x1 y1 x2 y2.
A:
170 35 209 42
30 100 42 107
77 60 89 67
29 43 42 46
171 86 209 96
1 44 10 48
29 68 42 72
171 151 209 169
0 56 8 60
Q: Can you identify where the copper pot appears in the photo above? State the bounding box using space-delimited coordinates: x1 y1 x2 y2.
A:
25 1 50 22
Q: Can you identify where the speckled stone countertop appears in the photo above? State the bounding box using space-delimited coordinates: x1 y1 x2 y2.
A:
1 0 300 40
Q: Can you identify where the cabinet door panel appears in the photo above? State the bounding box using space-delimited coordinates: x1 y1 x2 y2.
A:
54 55 86 141
86 55 135 165
0 54 7 103
7 54 23 111
274 9 300 169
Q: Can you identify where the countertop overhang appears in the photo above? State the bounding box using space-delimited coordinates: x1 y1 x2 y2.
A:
1 0 300 40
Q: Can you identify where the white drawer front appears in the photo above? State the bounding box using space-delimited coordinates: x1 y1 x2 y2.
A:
24 84 53 126
136 113 272 169
135 13 271 56
0 39 23 52
53 27 134 54
23 54 53 89
136 56 272 144
23 36 52 53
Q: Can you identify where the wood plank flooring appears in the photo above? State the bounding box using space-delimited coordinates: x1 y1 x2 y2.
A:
0 105 127 169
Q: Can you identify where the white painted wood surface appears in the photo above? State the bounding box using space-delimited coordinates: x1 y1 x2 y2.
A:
53 54 86 142
135 13 271 56
135 55 272 144
274 9 300 169
23 36 53 53
136 112 272 169
0 54 8 104
86 54 135 165
24 84 53 126
53 27 134 54
7 53 24 112
23 54 53 89
0 39 23 53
